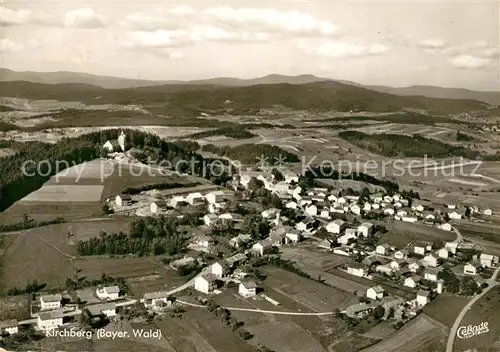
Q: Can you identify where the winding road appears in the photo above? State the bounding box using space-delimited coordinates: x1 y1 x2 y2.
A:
177 299 337 316
445 265 500 352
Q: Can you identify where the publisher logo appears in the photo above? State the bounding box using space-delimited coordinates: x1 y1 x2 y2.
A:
457 322 489 339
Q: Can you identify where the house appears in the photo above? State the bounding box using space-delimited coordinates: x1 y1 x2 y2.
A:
358 222 374 237
350 204 361 215
252 239 274 256
448 211 462 220
422 253 438 267
394 201 403 209
425 213 436 221
285 201 298 209
384 208 395 215
283 170 299 183
438 223 452 232
396 210 407 217
376 244 391 256
143 291 172 309
464 261 482 276
413 204 425 212
40 294 62 310
211 261 230 278
347 263 367 277
229 234 252 249
479 253 499 268
194 235 215 248
205 191 226 204
424 267 440 282
203 214 218 226
404 275 421 288
483 208 493 216
285 229 302 244
320 209 331 219
414 241 433 255
342 302 378 319
390 259 407 271
416 290 430 306
239 281 258 298
407 259 421 273
194 274 218 294
185 192 205 205
394 249 408 260
226 253 248 268
96 286 120 300
103 131 126 153
115 194 132 207
447 204 456 209
150 199 168 214
338 232 356 245
37 310 64 331
363 203 372 212
366 285 384 300
337 197 347 204
218 213 243 224
333 246 351 256
305 204 318 216
402 216 418 223
326 219 346 234
261 208 279 219
0 320 18 335
296 218 317 232
170 196 187 208
87 302 117 318
375 264 394 276
445 241 458 254
437 248 449 259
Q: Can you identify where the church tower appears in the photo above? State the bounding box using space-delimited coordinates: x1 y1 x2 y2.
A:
118 131 126 152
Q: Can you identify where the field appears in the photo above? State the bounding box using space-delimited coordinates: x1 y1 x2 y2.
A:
454 286 500 351
0 295 30 320
381 221 456 249
423 294 470 328
360 315 447 352
21 185 104 202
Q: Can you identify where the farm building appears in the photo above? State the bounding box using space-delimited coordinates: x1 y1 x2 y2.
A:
37 310 63 331
96 286 120 300
239 281 258 298
185 192 205 205
285 229 302 244
150 199 169 214
366 285 384 300
480 253 499 268
194 274 218 294
326 219 346 234
115 194 132 207
205 191 226 204
252 239 274 256
416 290 430 306
358 222 373 237
40 293 62 310
87 302 117 318
143 291 173 310
404 276 421 288
0 320 18 335
464 261 482 276
347 263 367 277
424 267 440 282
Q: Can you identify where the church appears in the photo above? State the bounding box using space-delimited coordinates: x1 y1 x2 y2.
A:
103 131 126 153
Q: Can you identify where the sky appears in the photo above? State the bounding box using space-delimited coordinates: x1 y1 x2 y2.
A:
0 0 499 91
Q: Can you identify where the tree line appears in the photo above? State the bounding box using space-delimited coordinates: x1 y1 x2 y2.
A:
201 143 300 165
76 213 203 256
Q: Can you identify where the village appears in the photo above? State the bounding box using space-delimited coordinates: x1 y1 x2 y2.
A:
2 134 499 342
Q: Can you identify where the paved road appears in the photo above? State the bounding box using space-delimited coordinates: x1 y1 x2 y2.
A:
177 299 338 316
452 226 464 243
446 265 500 352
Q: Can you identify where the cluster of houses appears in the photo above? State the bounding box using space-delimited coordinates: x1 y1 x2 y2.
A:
0 285 123 336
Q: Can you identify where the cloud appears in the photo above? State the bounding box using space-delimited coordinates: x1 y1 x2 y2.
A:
0 6 105 28
313 41 389 59
121 7 196 31
203 7 339 38
0 7 32 26
47 45 99 64
63 8 105 28
418 38 447 50
451 55 492 69
124 29 193 49
0 38 23 53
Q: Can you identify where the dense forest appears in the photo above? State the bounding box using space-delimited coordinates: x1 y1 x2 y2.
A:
0 129 226 211
339 131 480 159
76 213 203 256
182 127 257 140
201 143 300 165
300 166 400 194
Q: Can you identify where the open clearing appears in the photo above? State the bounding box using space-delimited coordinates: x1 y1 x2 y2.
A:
423 294 470 328
382 221 456 248
361 315 447 352
0 295 30 321
21 185 104 202
454 286 500 351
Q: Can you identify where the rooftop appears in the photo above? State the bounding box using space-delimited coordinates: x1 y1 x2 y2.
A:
40 293 62 302
241 280 258 289
144 291 169 300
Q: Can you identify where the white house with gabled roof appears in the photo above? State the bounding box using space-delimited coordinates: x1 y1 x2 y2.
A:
326 219 346 234
96 286 120 300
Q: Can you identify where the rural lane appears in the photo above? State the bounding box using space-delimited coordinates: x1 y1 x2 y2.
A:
446 265 500 352
177 299 338 316
452 226 464 243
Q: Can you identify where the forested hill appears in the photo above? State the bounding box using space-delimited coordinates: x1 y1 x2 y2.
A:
0 80 489 115
0 129 223 212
